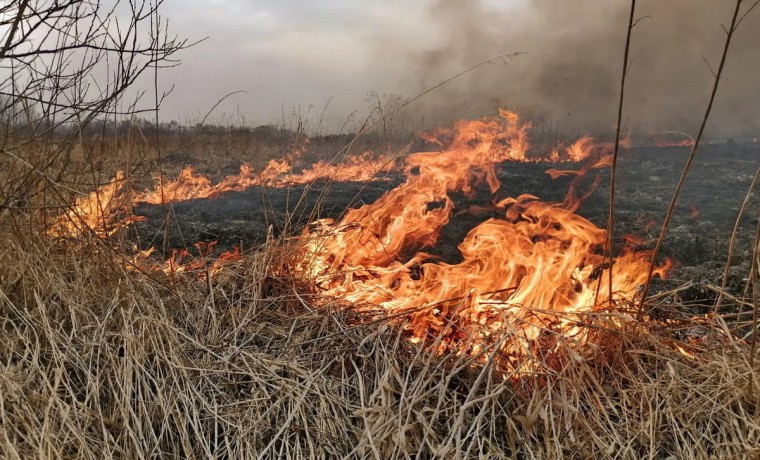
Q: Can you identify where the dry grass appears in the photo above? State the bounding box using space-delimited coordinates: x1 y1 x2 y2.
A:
1 106 757 460
9 1 759 456
1 230 758 459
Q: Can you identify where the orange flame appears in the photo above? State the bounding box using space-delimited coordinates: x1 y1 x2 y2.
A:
50 111 610 240
549 134 630 163
135 153 395 205
128 241 241 277
565 135 596 162
49 152 396 238
297 110 668 369
48 172 145 238
48 109 679 372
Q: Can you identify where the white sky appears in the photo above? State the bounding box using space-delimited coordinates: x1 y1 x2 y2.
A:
150 0 525 128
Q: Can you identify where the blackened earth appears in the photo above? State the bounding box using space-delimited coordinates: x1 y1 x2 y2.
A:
131 143 760 298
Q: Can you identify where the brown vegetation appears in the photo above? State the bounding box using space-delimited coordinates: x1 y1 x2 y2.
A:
1 1 759 459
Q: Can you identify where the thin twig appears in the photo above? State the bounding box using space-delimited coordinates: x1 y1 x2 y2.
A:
715 165 760 308
605 0 637 306
747 209 760 398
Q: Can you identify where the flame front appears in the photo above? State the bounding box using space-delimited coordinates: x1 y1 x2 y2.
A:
135 152 395 205
298 110 668 367
48 109 671 370
50 152 395 238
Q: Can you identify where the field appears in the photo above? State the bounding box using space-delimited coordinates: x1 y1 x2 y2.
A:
2 1 760 459
2 119 760 459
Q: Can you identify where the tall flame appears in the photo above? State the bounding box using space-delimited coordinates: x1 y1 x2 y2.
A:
297 110 668 367
48 109 670 369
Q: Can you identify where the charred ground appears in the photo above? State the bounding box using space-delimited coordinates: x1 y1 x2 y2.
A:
131 142 760 299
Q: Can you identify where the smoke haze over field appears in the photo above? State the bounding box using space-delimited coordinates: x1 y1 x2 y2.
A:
156 0 760 135
408 0 760 135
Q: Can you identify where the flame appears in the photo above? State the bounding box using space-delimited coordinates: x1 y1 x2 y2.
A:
50 110 604 240
49 152 396 238
47 109 681 372
135 153 395 205
48 172 145 238
297 110 668 369
128 241 241 277
545 134 630 166
565 135 596 162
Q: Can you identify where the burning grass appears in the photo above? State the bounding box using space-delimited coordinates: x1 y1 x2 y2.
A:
4 111 760 458
290 110 672 376
0 234 758 459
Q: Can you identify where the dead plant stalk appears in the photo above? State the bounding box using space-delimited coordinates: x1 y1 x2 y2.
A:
638 0 748 317
605 0 637 306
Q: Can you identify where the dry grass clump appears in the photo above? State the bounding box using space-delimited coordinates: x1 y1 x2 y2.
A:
0 233 758 459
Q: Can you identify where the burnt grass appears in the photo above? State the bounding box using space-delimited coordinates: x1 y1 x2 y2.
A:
131 142 760 300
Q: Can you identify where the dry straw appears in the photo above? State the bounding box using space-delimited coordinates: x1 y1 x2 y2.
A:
0 233 758 459
2 1 760 458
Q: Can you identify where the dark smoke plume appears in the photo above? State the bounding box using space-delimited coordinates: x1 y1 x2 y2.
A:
405 0 760 137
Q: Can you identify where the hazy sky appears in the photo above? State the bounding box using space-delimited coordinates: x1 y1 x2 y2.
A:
149 0 760 135
153 0 523 128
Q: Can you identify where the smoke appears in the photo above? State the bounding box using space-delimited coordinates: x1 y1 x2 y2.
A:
403 0 760 137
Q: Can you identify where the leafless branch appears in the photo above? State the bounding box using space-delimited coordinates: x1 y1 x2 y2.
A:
0 0 190 210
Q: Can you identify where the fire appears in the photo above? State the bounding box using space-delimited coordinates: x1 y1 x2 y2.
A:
48 145 400 275
297 110 669 370
42 107 683 376
49 152 396 239
48 172 145 238
49 109 672 372
50 109 601 241
129 241 241 277
565 135 596 162
136 152 395 205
